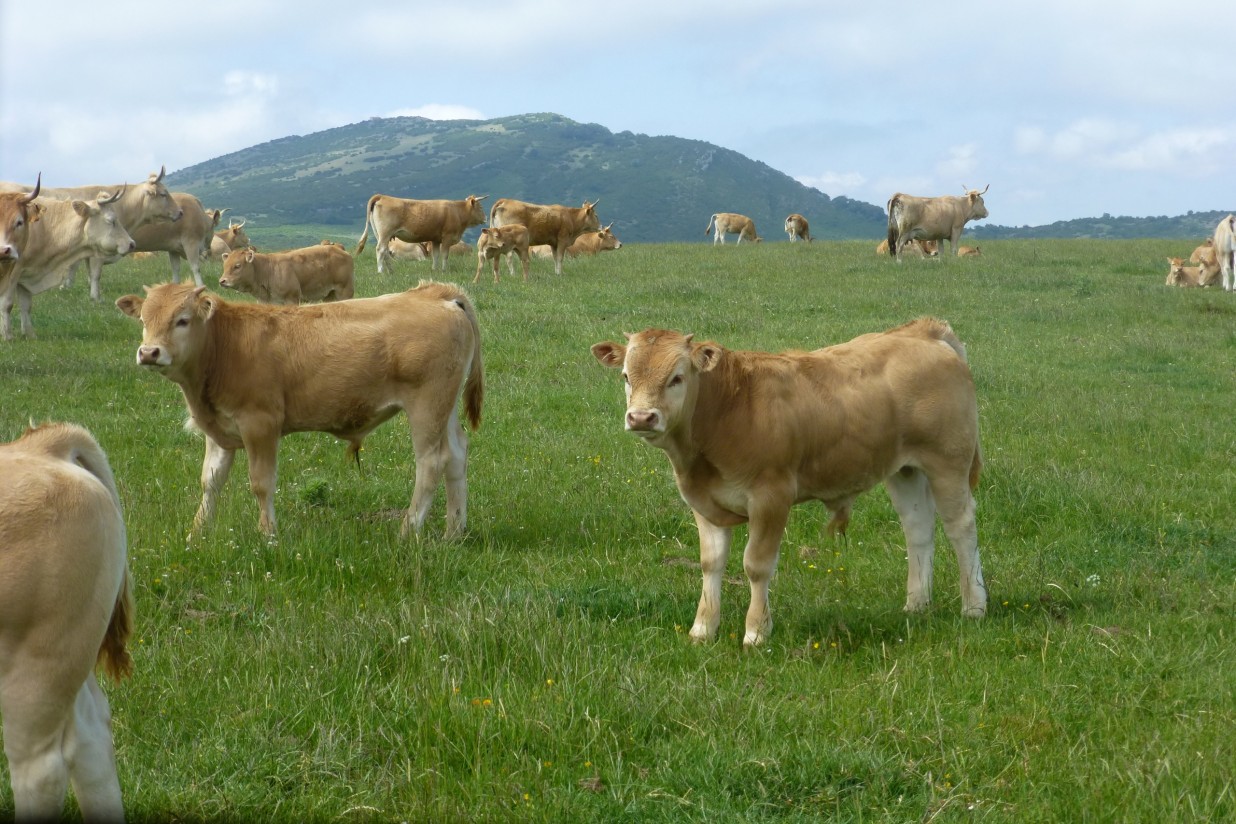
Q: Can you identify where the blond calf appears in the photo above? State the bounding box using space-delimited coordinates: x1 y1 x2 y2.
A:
0 422 133 822
219 242 355 304
474 224 531 283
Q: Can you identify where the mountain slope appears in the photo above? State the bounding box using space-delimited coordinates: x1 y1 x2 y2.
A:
166 113 887 243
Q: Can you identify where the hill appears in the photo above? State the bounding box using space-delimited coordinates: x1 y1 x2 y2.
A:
166 113 888 243
973 211 1230 241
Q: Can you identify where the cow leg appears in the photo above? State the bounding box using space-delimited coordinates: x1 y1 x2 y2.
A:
741 497 792 646
928 472 987 617
376 240 389 275
402 413 451 539
0 663 76 819
192 435 236 537
242 432 280 536
689 510 732 643
187 251 205 288
88 256 106 302
65 677 124 821
886 466 938 613
16 284 36 339
0 286 14 340
441 409 470 538
519 251 530 283
168 252 183 284
552 246 565 276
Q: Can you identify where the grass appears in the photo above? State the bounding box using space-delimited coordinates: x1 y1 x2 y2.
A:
1 238 1233 823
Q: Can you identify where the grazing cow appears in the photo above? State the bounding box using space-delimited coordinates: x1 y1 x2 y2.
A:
1212 215 1235 291
2 167 181 302
705 213 762 245
957 245 982 257
116 281 484 538
591 318 986 646
473 224 531 283
1166 257 1206 287
0 422 133 822
565 224 623 258
489 198 601 275
128 192 215 287
389 238 432 261
887 185 989 259
876 238 938 257
208 218 249 261
0 175 43 278
1 190 135 341
355 194 488 273
219 243 355 304
784 213 812 243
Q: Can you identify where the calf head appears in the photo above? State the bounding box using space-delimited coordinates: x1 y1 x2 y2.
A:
0 174 43 262
78 188 136 257
218 247 258 291
592 329 722 442
116 283 216 373
962 184 990 221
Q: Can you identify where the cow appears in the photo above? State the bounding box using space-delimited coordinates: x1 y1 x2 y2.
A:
1189 238 1214 265
473 224 531 283
705 213 761 245
208 218 249 262
116 281 484 538
1 189 135 341
887 185 989 259
389 238 432 261
591 318 986 647
784 213 812 243
876 238 938 257
355 194 488 273
489 198 601 275
528 244 555 259
1 167 181 302
958 245 982 257
0 175 43 278
128 192 215 287
564 224 623 258
1212 215 1235 291
1166 257 1206 287
0 422 133 822
219 243 355 305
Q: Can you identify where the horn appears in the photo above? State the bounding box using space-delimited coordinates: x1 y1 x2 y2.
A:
98 185 126 205
235 218 245 229
979 184 989 194
20 173 41 204
157 164 166 182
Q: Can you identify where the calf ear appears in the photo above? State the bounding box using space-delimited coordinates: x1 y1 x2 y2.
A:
691 342 723 373
115 295 144 318
28 203 43 224
591 342 626 368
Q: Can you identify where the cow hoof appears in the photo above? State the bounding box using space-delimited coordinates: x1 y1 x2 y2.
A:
903 599 931 614
687 624 715 644
742 630 768 648
962 605 987 619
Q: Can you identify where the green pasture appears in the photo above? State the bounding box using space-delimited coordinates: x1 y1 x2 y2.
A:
1 238 1232 822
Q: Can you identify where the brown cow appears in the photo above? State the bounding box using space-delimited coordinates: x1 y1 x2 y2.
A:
705 212 762 245
1213 215 1235 291
219 243 355 304
3 167 181 301
876 238 939 257
1166 257 1206 287
355 194 488 273
887 185 989 259
473 224 531 283
0 175 43 280
565 224 623 258
0 422 133 822
2 189 135 340
128 192 215 287
591 318 986 646
116 281 484 538
489 198 601 275
784 213 812 243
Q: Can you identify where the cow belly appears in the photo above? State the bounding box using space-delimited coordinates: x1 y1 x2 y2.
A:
322 402 403 440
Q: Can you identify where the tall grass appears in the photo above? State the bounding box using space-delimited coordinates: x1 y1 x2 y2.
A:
1 238 1232 822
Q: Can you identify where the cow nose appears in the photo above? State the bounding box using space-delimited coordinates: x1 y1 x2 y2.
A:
626 409 660 431
0 245 14 260
126 240 136 253
137 345 162 365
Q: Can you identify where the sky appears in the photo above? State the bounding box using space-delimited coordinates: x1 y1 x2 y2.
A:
2 1 1231 228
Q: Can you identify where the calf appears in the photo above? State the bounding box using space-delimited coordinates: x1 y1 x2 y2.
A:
957 245 982 257
117 281 484 538
474 224 531 283
592 318 986 646
876 238 938 257
705 212 762 244
1166 257 1205 287
0 422 133 822
489 198 601 275
219 243 354 304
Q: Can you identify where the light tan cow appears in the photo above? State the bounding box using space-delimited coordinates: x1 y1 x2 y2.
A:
2 189 135 341
489 198 601 275
876 238 939 257
356 194 488 273
887 186 989 258
117 281 484 538
2 167 181 301
219 243 355 304
1212 215 1235 291
705 212 762 245
1166 257 1206 287
957 245 982 257
592 318 986 646
208 218 249 261
389 238 432 262
473 224 531 283
564 224 623 258
128 192 215 287
528 244 555 259
0 422 133 822
1189 238 1214 265
784 213 812 243
0 176 43 283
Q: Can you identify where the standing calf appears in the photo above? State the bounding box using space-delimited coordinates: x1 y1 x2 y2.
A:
219 243 354 304
1 422 133 822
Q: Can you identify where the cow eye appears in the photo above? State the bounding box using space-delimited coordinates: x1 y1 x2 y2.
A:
175 316 190 327
621 372 629 385
668 374 683 387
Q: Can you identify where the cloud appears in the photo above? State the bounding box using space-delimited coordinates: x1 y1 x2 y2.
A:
384 104 487 121
795 171 866 195
1107 128 1233 172
936 144 979 182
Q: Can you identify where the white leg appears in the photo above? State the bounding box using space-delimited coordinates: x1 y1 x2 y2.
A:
886 467 938 612
689 510 731 642
442 410 469 538
17 284 35 339
193 435 235 536
88 257 105 302
168 253 183 284
65 678 124 822
741 503 790 646
930 473 987 617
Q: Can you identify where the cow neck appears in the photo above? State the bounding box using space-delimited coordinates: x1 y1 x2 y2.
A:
176 307 230 427
662 351 738 474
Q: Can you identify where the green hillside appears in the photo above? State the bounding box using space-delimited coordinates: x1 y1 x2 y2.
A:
166 113 887 243
975 210 1231 241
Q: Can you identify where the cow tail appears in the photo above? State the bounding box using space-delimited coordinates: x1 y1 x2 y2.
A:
98 570 135 683
355 195 378 256
969 440 983 492
886 195 902 255
705 214 716 236
457 294 484 430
